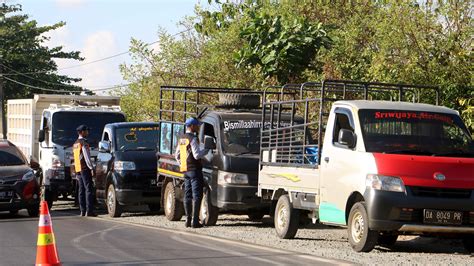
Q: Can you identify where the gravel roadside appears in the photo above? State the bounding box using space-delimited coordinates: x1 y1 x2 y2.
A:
53 201 474 265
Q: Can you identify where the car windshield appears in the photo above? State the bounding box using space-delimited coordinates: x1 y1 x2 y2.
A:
359 109 474 157
52 112 126 147
115 126 160 151
0 146 26 166
222 120 262 155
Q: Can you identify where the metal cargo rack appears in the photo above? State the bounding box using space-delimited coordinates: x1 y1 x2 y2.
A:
158 85 302 125
260 80 440 168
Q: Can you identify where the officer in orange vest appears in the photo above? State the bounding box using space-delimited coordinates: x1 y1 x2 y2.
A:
175 117 209 228
73 125 97 217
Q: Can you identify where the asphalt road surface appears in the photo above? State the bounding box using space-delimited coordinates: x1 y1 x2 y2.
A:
0 209 346 265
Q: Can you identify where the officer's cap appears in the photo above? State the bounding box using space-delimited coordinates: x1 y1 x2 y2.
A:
185 117 201 126
76 124 90 132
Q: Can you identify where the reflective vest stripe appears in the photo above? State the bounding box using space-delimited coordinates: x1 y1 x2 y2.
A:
179 138 190 172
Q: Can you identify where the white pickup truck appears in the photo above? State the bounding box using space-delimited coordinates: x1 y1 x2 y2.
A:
7 94 125 207
258 80 474 252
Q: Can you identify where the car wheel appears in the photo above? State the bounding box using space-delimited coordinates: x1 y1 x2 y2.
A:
274 195 299 239
378 234 398 247
107 184 122 218
27 205 40 217
348 202 378 252
9 210 19 216
148 203 161 213
463 235 474 253
163 182 184 221
200 187 218 226
247 208 265 221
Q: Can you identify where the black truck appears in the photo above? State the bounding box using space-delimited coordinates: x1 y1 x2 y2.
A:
156 85 299 225
94 122 161 217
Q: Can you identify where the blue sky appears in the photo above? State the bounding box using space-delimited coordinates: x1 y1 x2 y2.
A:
12 0 203 92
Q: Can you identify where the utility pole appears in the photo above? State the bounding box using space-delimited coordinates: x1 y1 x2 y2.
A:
0 63 6 139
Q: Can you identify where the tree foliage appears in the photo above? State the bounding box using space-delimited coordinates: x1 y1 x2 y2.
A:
119 0 473 132
0 4 84 99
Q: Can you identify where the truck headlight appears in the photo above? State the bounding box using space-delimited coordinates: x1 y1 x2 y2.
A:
366 174 406 193
114 161 136 171
22 171 35 182
218 171 248 185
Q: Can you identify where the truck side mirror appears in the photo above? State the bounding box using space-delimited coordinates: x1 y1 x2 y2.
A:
38 130 45 143
29 156 40 170
204 135 216 150
98 141 111 153
338 129 356 149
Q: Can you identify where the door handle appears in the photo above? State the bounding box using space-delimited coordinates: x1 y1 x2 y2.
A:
324 157 329 163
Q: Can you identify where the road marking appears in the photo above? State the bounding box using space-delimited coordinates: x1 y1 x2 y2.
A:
71 225 123 260
90 216 352 265
171 234 286 265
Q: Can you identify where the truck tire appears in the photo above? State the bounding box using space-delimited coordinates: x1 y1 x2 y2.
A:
463 235 474 253
27 204 40 217
39 175 53 210
247 208 266 221
107 184 122 218
164 182 184 221
348 202 378 252
378 234 398 247
218 93 260 109
200 187 218 226
274 195 300 239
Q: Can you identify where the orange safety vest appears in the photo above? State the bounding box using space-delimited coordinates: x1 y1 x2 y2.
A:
73 139 89 173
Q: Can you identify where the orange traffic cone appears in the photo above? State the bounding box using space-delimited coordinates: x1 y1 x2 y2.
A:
35 201 61 266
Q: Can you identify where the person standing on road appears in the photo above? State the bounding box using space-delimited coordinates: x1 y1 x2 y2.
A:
175 117 209 228
73 125 97 217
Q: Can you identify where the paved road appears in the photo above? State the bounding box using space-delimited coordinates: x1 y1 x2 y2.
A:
0 209 345 265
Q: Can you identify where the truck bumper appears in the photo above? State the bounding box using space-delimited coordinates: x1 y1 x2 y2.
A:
217 184 267 211
115 188 161 206
48 179 73 195
365 187 474 234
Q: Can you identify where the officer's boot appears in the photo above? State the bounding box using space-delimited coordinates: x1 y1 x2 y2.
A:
184 201 192 228
192 200 203 228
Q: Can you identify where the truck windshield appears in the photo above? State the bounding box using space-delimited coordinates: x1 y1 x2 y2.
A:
359 110 474 157
222 120 261 155
52 112 126 147
115 126 159 152
0 147 26 166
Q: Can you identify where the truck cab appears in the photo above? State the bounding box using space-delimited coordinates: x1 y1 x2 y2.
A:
156 86 286 225
94 122 161 217
258 80 474 252
38 104 125 208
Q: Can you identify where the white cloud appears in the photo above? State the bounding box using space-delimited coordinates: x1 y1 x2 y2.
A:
45 29 125 94
55 0 86 9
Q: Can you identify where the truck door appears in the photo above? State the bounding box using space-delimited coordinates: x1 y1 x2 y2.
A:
319 107 357 225
95 130 113 198
199 120 219 206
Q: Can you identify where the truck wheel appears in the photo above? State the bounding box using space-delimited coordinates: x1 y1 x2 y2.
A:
200 187 218 226
164 182 184 221
274 195 299 239
348 202 378 252
378 234 398 247
27 204 40 217
107 184 122 218
218 93 260 109
247 208 265 221
39 176 53 210
462 235 474 253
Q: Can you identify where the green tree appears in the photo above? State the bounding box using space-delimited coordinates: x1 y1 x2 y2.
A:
0 4 84 99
